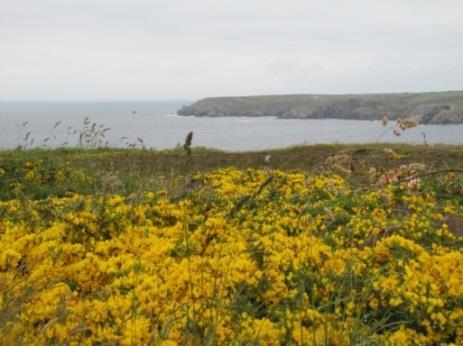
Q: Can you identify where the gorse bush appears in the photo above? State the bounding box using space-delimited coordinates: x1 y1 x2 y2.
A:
1 167 462 345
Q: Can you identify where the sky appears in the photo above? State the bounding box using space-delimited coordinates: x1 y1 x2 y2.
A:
1 0 462 101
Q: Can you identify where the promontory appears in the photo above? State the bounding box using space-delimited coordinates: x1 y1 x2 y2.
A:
177 91 463 124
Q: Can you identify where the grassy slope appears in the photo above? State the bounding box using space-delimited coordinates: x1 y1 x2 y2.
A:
244 91 463 107
180 91 463 122
3 143 463 171
1 144 463 199
211 91 463 109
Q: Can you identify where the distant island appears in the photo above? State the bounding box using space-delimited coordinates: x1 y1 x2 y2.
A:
177 91 463 124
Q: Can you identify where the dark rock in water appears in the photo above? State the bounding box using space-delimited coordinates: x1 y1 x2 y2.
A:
177 91 463 124
177 105 190 115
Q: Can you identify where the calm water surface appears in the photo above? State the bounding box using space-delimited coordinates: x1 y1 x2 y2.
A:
1 102 462 150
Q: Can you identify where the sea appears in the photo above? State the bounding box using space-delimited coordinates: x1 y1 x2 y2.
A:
1 101 462 151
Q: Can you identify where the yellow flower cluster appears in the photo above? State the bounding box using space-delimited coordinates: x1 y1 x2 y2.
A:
0 158 94 200
1 168 462 345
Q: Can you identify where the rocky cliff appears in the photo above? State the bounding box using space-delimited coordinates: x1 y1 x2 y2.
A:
177 91 463 124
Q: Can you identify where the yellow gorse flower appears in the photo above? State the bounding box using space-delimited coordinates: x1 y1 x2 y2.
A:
0 168 462 345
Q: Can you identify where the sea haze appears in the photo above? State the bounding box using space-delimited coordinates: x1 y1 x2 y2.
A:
1 101 462 151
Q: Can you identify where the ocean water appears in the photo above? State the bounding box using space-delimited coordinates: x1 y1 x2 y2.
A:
1 101 462 151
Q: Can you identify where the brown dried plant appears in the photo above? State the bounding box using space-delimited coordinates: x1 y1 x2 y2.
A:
184 131 193 156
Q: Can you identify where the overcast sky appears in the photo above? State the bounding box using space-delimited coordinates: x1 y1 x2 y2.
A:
1 0 462 101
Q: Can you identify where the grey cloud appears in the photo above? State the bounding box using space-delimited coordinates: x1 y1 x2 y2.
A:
0 0 462 101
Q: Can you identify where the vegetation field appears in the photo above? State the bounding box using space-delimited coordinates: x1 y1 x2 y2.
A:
1 144 463 345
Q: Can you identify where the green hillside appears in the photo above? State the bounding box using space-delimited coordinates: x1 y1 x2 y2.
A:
178 91 463 124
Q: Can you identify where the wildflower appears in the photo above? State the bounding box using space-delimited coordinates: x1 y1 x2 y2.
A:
382 115 389 126
407 178 421 191
0 168 461 344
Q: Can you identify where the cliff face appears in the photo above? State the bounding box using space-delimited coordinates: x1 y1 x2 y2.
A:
177 92 463 124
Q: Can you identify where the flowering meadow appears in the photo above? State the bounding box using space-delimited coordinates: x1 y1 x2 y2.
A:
1 149 463 345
